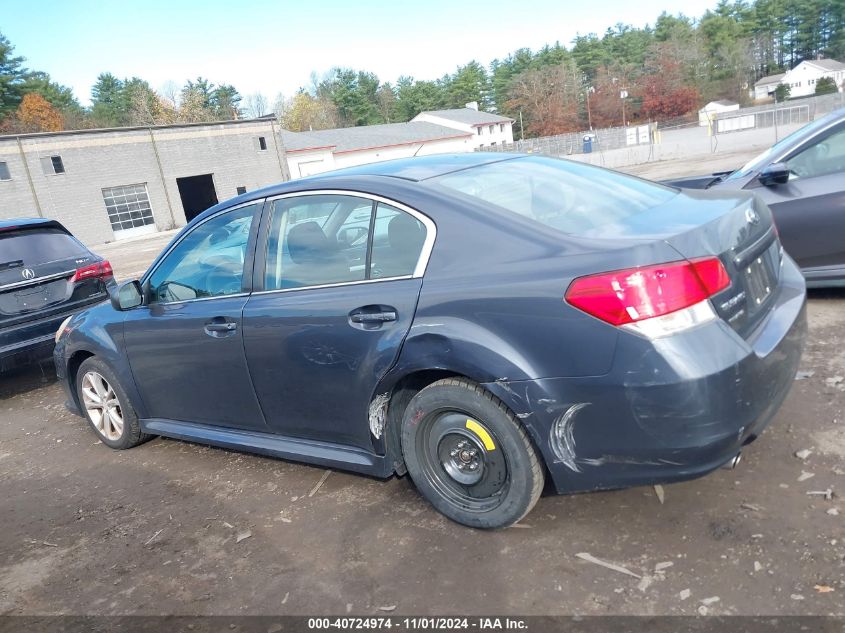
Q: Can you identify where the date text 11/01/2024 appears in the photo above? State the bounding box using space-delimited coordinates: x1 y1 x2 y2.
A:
307 617 529 630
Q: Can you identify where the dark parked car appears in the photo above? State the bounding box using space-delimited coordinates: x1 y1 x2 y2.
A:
666 107 845 287
1 218 114 372
54 154 806 528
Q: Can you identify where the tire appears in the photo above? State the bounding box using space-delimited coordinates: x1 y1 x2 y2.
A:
400 378 544 529
75 357 149 450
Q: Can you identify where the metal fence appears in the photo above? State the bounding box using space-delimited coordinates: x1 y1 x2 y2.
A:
477 124 650 156
714 104 810 133
478 91 845 159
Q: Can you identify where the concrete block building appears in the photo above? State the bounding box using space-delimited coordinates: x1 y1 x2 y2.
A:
0 109 503 246
0 119 289 244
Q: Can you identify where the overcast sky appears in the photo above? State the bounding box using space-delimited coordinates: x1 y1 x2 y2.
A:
3 0 719 106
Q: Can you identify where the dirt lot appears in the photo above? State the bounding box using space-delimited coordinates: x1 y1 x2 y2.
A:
1 158 843 616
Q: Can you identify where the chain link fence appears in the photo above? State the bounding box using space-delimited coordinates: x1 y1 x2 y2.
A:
478 92 844 160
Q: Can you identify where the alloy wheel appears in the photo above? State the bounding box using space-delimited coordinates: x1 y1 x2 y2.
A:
80 371 124 441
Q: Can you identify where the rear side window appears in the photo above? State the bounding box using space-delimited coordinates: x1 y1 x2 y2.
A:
0 162 10 181
0 228 87 267
432 156 677 236
263 195 429 291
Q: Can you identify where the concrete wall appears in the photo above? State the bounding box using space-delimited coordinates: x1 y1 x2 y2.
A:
0 120 287 245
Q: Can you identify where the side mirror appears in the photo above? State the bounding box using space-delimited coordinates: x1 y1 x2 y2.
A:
110 280 144 311
759 162 790 187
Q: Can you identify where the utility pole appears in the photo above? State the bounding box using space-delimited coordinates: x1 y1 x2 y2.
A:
519 110 525 141
620 89 628 127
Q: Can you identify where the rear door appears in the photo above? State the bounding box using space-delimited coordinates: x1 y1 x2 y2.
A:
749 122 845 270
0 225 103 332
242 192 434 451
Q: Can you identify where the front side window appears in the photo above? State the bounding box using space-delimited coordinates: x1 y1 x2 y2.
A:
0 161 10 181
148 204 256 303
263 195 428 290
785 126 845 179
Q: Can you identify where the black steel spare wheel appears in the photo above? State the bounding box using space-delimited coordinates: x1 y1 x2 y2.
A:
420 412 510 512
401 378 544 529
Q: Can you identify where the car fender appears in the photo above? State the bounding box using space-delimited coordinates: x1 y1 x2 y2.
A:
57 304 145 418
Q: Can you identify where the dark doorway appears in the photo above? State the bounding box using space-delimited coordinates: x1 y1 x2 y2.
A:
177 174 219 222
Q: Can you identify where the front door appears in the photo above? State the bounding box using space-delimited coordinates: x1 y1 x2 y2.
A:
752 122 845 271
123 202 267 430
242 193 433 451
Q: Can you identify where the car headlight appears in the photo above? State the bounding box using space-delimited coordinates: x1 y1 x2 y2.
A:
55 316 73 343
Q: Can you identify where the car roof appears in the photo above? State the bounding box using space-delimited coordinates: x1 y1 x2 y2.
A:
0 217 69 232
191 153 526 225
303 152 522 181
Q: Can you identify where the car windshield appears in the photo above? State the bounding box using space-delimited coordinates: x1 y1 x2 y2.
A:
725 114 835 180
430 155 677 235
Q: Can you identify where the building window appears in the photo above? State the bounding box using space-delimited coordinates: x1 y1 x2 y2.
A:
102 183 155 233
258 137 267 150
40 155 65 175
237 186 247 195
499 123 504 132
477 127 482 135
489 124 494 133
0 161 10 181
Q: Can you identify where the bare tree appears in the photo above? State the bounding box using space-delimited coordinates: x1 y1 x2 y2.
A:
244 92 269 118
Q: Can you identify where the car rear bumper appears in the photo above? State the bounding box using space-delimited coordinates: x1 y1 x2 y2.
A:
484 254 808 494
1 298 105 371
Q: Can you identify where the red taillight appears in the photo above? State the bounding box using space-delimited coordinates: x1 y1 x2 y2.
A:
70 260 113 283
565 257 730 326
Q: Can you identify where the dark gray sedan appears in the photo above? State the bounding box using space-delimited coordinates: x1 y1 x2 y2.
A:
54 154 806 529
667 107 845 287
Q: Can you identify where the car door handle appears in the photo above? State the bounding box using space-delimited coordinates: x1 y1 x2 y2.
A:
350 311 397 323
206 322 237 331
204 319 238 337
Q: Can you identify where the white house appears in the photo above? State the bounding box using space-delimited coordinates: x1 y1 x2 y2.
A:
698 100 740 126
281 121 474 178
780 59 845 97
752 73 786 100
412 103 514 149
752 59 845 100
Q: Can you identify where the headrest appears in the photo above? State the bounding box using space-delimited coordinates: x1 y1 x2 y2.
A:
287 221 330 264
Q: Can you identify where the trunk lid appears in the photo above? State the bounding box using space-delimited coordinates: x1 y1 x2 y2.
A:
580 189 781 338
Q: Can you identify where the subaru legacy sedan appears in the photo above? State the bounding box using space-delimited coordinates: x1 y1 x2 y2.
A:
54 154 806 529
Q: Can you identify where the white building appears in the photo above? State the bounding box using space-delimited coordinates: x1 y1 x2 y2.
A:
781 59 845 97
752 73 786 100
752 59 845 100
412 104 514 149
281 121 473 178
698 100 740 126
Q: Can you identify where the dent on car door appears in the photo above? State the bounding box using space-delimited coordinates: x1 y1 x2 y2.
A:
242 193 432 451
753 124 845 271
122 202 268 429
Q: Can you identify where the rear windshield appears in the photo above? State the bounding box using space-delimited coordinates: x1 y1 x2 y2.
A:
431 156 677 235
0 228 87 267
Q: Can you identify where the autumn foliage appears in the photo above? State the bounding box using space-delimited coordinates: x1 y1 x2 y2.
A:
638 50 701 120
9 93 64 133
